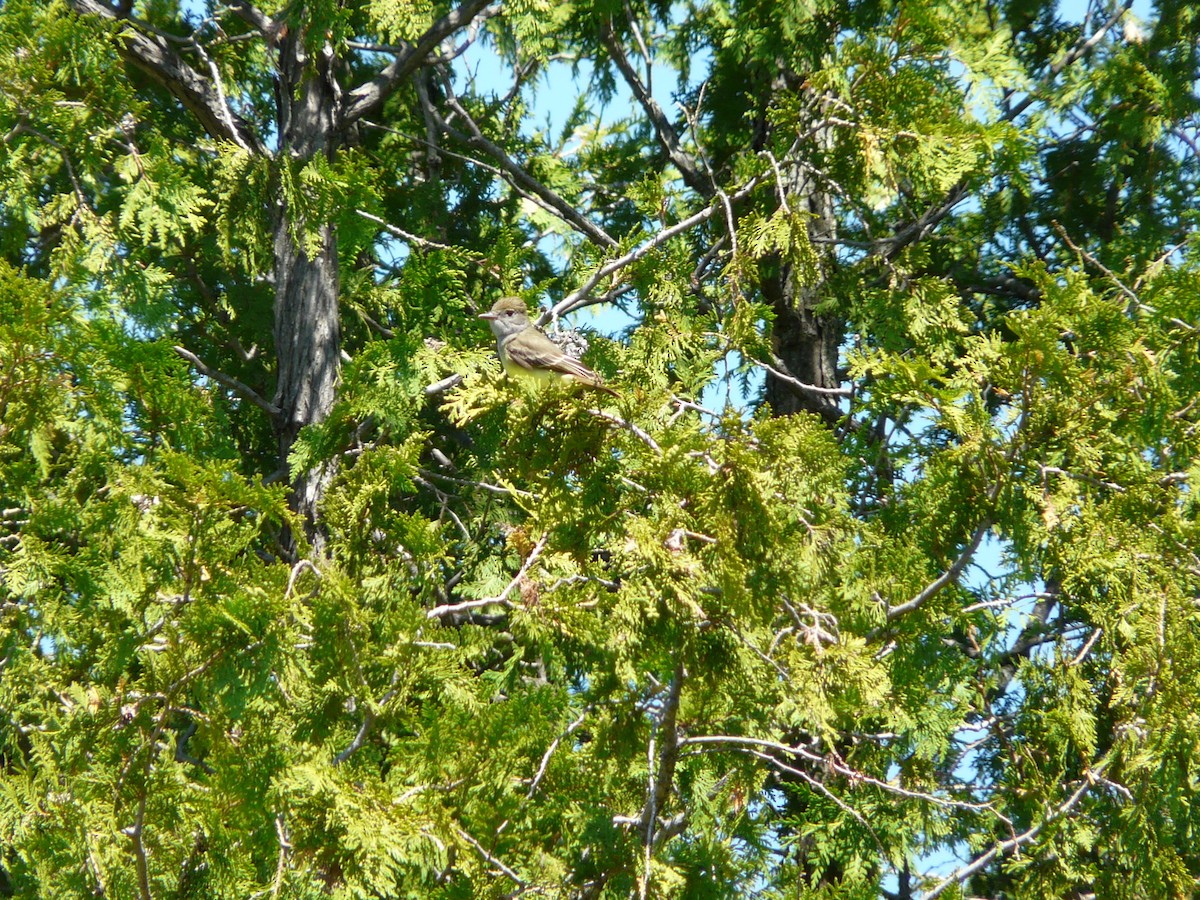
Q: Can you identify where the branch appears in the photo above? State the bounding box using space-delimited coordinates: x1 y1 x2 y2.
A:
224 0 275 36
426 533 549 619
527 706 592 799
124 792 153 900
343 0 497 125
631 665 685 900
270 813 291 899
436 95 619 249
879 181 969 261
333 705 375 766
680 734 1003 817
599 22 708 197
452 824 525 886
924 757 1111 899
751 358 852 398
649 663 684 829
875 4 1132 261
68 0 263 152
424 373 465 396
589 409 662 455
173 345 282 419
1005 2 1134 121
738 746 888 857
417 468 536 498
539 177 762 323
883 516 992 621
355 209 460 254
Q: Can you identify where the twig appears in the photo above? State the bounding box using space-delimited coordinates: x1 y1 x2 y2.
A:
764 150 793 216
174 345 281 418
426 533 549 619
739 747 887 856
589 409 662 455
1039 463 1125 493
452 824 525 885
188 33 250 152
528 707 592 799
924 758 1111 899
539 176 762 323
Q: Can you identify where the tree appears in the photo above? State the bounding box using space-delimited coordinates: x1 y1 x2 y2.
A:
1 0 1199 897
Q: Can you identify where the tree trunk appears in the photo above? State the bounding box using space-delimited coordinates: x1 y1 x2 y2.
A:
271 28 343 546
762 88 842 425
272 218 340 534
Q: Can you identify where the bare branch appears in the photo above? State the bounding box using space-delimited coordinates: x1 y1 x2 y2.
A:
124 792 153 900
875 3 1132 261
425 374 465 396
453 824 525 886
333 705 375 766
750 358 852 398
224 0 274 36
417 468 535 498
884 516 992 621
649 663 684 828
741 746 888 857
68 0 263 151
539 177 762 323
343 0 498 125
879 181 969 261
173 345 282 418
680 734 1003 818
270 813 291 899
527 706 592 799
360 208 460 253
589 409 662 455
600 21 708 197
1005 2 1134 121
924 757 1112 899
435 94 619 249
426 533 549 619
1071 627 1103 666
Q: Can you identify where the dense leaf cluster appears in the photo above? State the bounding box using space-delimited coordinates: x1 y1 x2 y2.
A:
1 0 1199 897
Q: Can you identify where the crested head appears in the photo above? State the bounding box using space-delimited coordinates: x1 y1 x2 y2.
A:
479 295 533 338
486 296 530 317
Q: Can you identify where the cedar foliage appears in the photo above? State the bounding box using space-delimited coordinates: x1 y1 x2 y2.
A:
1 0 1199 897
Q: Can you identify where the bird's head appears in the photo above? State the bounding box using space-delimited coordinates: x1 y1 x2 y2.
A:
479 296 532 338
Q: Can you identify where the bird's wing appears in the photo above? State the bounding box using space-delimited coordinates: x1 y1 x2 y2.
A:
506 330 604 383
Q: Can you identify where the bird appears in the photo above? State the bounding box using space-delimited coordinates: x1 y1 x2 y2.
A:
478 296 616 396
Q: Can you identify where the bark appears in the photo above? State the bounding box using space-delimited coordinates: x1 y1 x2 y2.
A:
271 27 343 545
272 218 340 537
761 87 842 425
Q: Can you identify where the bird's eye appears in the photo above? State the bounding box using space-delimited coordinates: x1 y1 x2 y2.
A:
505 310 515 316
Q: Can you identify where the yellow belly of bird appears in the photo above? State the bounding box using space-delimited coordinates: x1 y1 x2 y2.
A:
502 357 571 388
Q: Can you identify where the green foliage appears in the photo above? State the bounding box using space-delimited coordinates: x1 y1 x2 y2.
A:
2 0 1200 897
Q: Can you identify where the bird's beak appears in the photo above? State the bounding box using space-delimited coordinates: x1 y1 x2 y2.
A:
478 311 497 320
